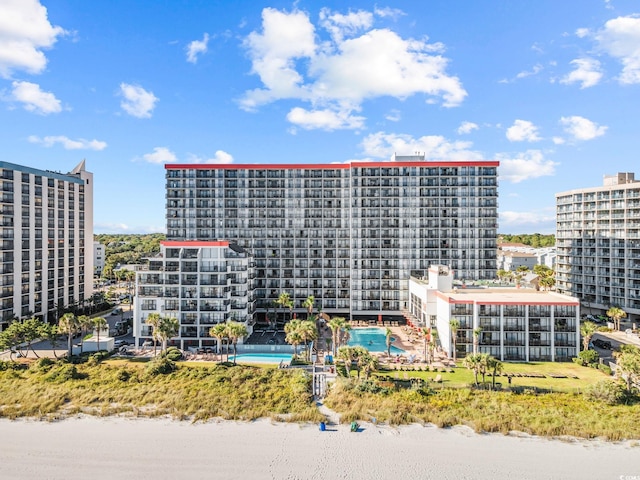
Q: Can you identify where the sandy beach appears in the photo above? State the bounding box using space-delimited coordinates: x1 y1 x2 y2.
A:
0 416 637 480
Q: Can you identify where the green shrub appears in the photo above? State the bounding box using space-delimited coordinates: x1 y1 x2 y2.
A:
354 379 394 395
116 369 131 382
597 363 613 375
146 357 177 376
576 350 599 366
336 363 348 377
585 379 626 405
162 347 183 362
31 357 55 372
0 360 24 371
46 364 81 382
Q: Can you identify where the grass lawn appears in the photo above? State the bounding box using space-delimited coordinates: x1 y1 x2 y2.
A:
373 361 609 392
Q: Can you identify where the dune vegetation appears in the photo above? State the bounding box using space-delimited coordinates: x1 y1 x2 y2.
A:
1 355 639 441
0 358 322 423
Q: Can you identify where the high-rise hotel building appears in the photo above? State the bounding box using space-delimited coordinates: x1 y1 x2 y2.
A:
556 172 640 320
165 155 498 320
0 160 93 329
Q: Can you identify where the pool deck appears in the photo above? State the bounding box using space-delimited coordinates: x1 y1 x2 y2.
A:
317 323 455 368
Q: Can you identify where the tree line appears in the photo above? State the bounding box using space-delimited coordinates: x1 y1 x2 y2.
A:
95 233 165 280
498 233 555 247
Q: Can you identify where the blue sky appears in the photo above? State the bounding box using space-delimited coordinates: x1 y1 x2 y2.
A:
1 0 639 235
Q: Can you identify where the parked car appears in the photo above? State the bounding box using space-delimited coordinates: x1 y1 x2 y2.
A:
114 339 130 348
593 338 612 350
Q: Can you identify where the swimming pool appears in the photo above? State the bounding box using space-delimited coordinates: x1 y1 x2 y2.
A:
232 353 293 364
347 327 406 354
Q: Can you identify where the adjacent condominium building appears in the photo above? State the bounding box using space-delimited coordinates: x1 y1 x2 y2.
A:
0 160 93 329
556 172 640 321
93 241 105 277
133 240 255 350
165 156 498 321
409 265 579 362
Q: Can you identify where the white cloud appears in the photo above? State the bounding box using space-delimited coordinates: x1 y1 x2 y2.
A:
94 222 164 234
187 150 234 164
576 28 590 38
319 8 373 43
240 7 466 129
186 33 209 63
499 210 556 231
373 7 405 20
595 15 640 84
119 83 158 118
361 131 483 161
286 106 365 131
385 109 401 122
0 0 66 78
515 63 543 79
457 121 478 134
560 115 607 140
498 150 557 183
10 80 61 114
506 120 541 142
552 136 565 145
28 135 106 150
142 147 176 164
560 58 603 88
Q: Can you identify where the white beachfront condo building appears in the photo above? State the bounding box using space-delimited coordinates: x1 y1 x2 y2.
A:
93 241 105 277
0 160 93 329
409 265 580 362
556 172 640 322
133 240 255 350
164 155 499 323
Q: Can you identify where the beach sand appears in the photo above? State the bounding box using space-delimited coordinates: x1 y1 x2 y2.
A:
0 416 638 479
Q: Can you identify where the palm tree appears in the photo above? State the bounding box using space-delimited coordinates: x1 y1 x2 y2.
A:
302 295 315 319
77 315 91 354
607 306 627 331
285 319 302 358
538 275 555 291
428 329 438 365
449 318 460 362
298 320 318 361
209 323 228 362
145 313 161 356
337 345 356 378
276 292 292 325
462 353 484 386
496 269 508 284
58 312 78 360
92 316 108 351
385 327 393 357
486 355 503 389
613 345 640 393
472 327 482 355
157 316 179 352
339 322 352 348
356 347 377 379
225 321 248 365
580 321 598 351
327 317 346 357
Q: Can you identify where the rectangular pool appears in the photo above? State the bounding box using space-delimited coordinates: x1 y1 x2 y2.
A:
232 353 293 364
347 327 406 354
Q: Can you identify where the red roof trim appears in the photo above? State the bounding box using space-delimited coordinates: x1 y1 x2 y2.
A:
165 164 350 170
161 241 229 247
474 301 579 306
165 161 499 170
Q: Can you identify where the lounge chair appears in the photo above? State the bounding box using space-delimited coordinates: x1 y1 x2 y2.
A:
433 374 442 383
